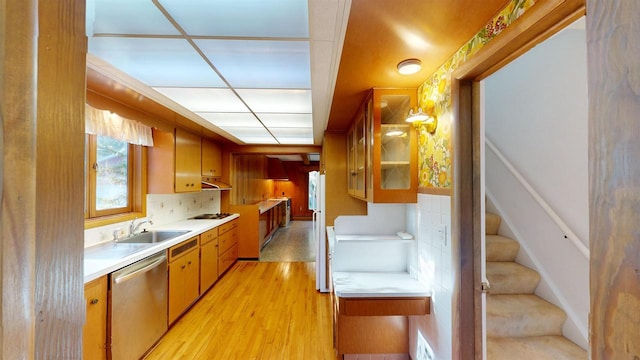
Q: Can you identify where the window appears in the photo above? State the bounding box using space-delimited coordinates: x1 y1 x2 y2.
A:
85 134 145 225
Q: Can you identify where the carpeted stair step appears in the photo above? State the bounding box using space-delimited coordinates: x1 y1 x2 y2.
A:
487 294 566 337
487 261 540 294
486 212 501 235
487 335 587 360
486 235 519 262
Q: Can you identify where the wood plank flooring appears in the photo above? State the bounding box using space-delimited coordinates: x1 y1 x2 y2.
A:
144 261 334 360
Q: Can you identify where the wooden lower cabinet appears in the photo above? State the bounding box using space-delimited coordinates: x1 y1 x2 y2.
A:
218 219 238 274
200 228 219 294
168 237 200 324
333 294 430 357
83 276 108 360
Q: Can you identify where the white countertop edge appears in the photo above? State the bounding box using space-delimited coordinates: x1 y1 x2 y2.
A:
258 198 286 214
332 271 430 298
84 214 239 283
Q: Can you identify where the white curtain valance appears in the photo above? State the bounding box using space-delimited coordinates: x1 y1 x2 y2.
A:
85 104 154 146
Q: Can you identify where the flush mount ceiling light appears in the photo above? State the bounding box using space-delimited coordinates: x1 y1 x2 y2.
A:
397 58 422 75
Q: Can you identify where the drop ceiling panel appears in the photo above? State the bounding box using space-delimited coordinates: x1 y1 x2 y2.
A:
221 127 277 144
258 113 313 128
158 0 309 38
90 0 180 36
195 39 311 89
236 89 312 113
89 38 227 87
270 127 313 138
153 87 249 112
271 128 314 144
197 113 262 128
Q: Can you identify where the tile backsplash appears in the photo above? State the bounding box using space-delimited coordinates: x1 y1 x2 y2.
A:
84 191 221 248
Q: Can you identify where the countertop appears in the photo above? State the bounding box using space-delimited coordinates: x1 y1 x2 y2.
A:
84 214 239 283
332 271 429 298
258 197 288 214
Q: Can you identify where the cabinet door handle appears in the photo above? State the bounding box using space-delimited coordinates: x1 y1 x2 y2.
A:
181 265 186 269
90 298 99 305
188 261 192 265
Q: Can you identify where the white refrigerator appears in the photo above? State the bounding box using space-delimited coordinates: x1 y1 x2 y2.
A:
312 173 329 292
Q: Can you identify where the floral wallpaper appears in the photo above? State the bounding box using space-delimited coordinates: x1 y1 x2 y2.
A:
416 0 536 189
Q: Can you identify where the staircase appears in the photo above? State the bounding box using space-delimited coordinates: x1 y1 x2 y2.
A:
485 212 587 359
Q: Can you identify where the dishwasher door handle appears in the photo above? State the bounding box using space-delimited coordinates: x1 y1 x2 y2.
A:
114 254 167 284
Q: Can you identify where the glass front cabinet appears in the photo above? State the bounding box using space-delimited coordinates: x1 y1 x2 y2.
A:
347 88 418 203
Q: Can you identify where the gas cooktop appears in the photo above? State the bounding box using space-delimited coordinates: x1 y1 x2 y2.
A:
189 213 232 220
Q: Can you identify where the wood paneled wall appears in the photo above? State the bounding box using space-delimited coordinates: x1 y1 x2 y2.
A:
274 161 320 220
322 131 366 226
231 154 274 205
1 0 86 357
587 1 640 358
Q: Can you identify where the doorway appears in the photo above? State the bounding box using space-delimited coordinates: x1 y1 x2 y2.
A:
481 16 589 352
448 4 586 358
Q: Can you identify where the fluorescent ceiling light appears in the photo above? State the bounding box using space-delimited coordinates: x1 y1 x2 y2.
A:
153 87 249 112
237 89 312 113
269 127 313 138
258 113 312 128
89 38 226 87
158 0 309 38
91 0 179 35
195 39 311 89
197 113 262 127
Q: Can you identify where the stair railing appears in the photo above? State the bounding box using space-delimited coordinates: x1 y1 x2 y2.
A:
485 138 589 258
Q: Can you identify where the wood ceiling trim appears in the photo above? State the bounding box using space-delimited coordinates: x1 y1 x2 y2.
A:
327 0 511 132
454 0 586 81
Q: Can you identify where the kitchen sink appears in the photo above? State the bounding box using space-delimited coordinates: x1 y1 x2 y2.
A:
117 230 191 244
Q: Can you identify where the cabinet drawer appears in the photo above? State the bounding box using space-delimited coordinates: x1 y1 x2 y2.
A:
168 236 200 262
200 228 218 245
219 219 238 234
218 243 238 275
219 229 237 254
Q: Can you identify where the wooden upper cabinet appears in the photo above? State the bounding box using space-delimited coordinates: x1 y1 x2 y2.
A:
370 88 418 203
175 128 202 192
149 127 202 193
201 138 222 177
347 89 418 203
347 106 367 199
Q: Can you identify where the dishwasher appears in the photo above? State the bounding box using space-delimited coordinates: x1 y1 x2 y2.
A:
110 252 168 360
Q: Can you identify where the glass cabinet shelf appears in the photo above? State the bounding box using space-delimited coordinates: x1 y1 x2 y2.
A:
345 88 417 203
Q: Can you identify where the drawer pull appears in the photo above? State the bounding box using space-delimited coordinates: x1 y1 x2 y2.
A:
90 298 99 305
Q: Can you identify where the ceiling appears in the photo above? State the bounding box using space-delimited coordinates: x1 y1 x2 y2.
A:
86 0 510 147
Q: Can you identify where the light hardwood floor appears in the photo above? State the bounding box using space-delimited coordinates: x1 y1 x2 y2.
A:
144 261 334 360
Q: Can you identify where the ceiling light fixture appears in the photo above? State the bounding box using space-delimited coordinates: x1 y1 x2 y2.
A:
397 58 422 75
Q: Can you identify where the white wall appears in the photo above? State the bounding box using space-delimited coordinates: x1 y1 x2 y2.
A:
483 20 589 348
407 194 453 360
484 22 589 245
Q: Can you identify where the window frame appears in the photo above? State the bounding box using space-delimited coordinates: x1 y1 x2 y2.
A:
84 134 147 229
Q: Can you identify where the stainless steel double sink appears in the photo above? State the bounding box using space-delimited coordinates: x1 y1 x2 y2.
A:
116 230 191 244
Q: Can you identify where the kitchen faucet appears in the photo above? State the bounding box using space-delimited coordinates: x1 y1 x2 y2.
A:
129 218 154 236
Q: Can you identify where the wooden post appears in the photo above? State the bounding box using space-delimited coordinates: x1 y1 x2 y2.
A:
587 1 640 358
1 0 86 357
